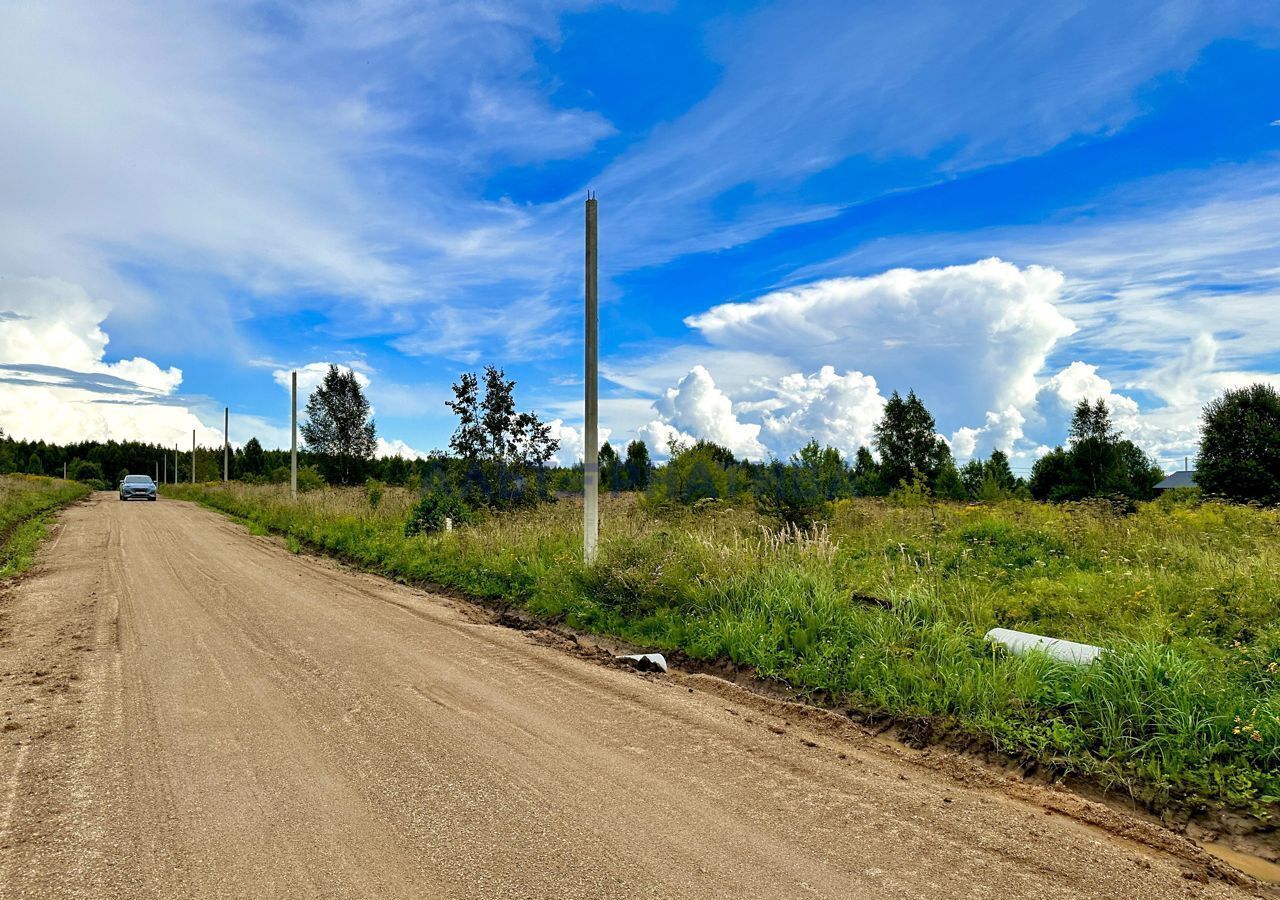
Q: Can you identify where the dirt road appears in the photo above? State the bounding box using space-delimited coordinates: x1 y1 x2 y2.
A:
0 495 1267 899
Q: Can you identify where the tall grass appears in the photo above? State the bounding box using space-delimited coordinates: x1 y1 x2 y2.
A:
165 482 1280 819
0 474 91 577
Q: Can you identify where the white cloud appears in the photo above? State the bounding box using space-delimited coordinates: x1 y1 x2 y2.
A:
636 420 697 460
0 276 219 446
0 0 616 371
547 420 612 468
651 366 766 460
0 275 182 393
376 437 428 460
272 362 371 399
631 259 1271 470
757 366 886 458
687 259 1073 427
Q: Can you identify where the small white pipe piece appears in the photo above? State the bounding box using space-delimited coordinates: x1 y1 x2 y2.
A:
985 627 1104 666
616 653 668 673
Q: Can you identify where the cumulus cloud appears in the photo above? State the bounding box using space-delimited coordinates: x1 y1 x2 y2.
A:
636 420 697 459
0 275 220 446
648 365 766 460
376 437 428 460
547 420 612 468
687 259 1074 427
756 366 886 457
633 260 1259 470
628 260 1075 463
0 275 182 393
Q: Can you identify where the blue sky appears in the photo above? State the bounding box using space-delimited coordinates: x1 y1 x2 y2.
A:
2 1 1279 472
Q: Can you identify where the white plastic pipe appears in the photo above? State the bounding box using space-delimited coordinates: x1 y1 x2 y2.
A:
985 627 1104 666
616 653 667 673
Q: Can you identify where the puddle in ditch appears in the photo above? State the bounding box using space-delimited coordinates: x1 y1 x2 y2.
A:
1200 842 1280 884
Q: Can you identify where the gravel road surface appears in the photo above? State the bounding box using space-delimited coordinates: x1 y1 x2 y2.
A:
0 495 1268 899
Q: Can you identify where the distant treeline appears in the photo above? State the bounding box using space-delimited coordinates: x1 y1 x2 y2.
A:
6 374 1276 519
0 434 441 489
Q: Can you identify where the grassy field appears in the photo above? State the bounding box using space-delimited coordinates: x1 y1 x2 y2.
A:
164 481 1280 821
0 475 91 578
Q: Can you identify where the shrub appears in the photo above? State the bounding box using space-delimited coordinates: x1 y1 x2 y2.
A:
365 477 385 509
405 488 474 535
296 466 325 493
754 458 825 526
68 459 105 484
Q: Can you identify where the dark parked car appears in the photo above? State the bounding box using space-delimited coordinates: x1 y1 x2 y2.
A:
119 474 157 501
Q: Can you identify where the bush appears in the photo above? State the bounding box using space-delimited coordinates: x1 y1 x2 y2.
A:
296 466 325 493
755 458 825 526
68 459 105 484
365 477 385 509
405 488 474 535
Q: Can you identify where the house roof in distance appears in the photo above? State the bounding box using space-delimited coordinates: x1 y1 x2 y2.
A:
1155 470 1197 490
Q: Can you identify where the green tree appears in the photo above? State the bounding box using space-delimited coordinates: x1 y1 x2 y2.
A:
598 441 625 492
795 439 849 500
446 372 485 463
851 446 885 496
26 452 43 475
960 459 985 497
873 390 950 491
624 440 651 491
300 365 377 485
755 457 824 525
1198 383 1280 504
985 449 1016 493
660 441 730 504
933 457 967 500
1068 399 1118 496
481 366 518 500
1030 447 1071 501
68 459 105 484
1030 400 1162 502
241 437 265 478
446 368 558 507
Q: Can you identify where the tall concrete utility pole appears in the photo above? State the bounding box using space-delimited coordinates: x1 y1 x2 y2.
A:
191 430 196 485
163 454 167 484
291 371 298 501
155 460 159 483
583 193 599 563
223 407 229 483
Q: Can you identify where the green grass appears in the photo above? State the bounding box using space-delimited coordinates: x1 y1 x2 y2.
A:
0 474 91 577
163 482 1280 821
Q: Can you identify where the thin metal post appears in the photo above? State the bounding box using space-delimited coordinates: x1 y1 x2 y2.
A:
583 193 599 563
191 429 196 484
291 371 298 500
224 407 229 483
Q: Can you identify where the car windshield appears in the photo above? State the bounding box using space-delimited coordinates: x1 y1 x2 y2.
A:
124 475 153 484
